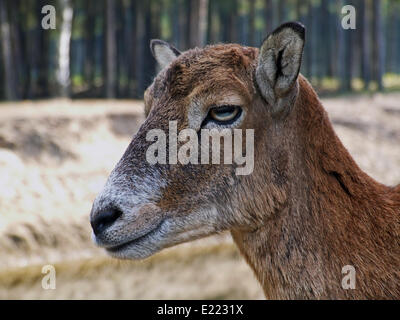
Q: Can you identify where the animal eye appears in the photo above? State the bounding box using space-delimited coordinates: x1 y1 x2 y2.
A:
209 105 241 123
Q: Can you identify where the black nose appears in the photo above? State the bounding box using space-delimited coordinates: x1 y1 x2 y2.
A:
91 207 122 236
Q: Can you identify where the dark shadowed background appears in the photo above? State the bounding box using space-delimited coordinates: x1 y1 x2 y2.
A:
1 0 400 101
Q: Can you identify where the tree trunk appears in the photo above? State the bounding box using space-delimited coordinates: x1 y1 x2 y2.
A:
105 0 116 98
37 0 49 98
396 3 400 73
336 0 345 87
9 0 23 99
135 1 146 96
228 0 238 43
372 0 384 91
57 0 73 98
126 0 137 98
277 0 286 24
187 0 208 48
144 0 155 89
339 0 354 92
386 1 396 73
248 0 256 46
84 0 96 94
296 0 303 22
0 0 17 100
359 0 370 89
321 0 332 78
264 0 273 34
18 1 31 99
171 0 181 47
342 29 354 91
305 1 313 78
198 0 209 47
178 0 188 49
207 1 219 44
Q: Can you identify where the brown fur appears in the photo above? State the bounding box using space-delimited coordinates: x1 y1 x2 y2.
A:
156 46 399 299
95 42 400 299
232 74 400 299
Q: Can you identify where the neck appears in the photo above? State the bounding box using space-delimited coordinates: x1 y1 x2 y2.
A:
231 76 399 299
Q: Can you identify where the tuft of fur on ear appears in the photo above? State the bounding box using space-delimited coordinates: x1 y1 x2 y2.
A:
150 40 181 69
256 22 305 117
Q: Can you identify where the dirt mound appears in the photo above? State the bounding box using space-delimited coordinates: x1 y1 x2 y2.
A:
0 101 143 164
0 100 144 269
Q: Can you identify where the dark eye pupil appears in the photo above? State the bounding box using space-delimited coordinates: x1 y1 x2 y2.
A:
210 105 239 122
201 105 242 127
214 106 235 114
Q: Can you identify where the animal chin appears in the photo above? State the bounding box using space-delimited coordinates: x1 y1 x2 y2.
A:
105 220 166 259
104 215 219 260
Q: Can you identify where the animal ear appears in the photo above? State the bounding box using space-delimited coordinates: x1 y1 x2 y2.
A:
150 39 181 69
256 22 305 116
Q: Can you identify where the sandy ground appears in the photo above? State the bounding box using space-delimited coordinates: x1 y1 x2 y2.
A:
0 93 399 299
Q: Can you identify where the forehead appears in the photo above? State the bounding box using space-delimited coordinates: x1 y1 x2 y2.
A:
150 44 258 101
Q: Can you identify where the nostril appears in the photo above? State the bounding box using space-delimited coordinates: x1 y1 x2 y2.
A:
91 207 123 236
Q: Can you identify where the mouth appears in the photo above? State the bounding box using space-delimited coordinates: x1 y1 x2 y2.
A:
105 219 165 258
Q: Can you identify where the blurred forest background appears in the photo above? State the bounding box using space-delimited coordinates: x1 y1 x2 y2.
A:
1 0 400 101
